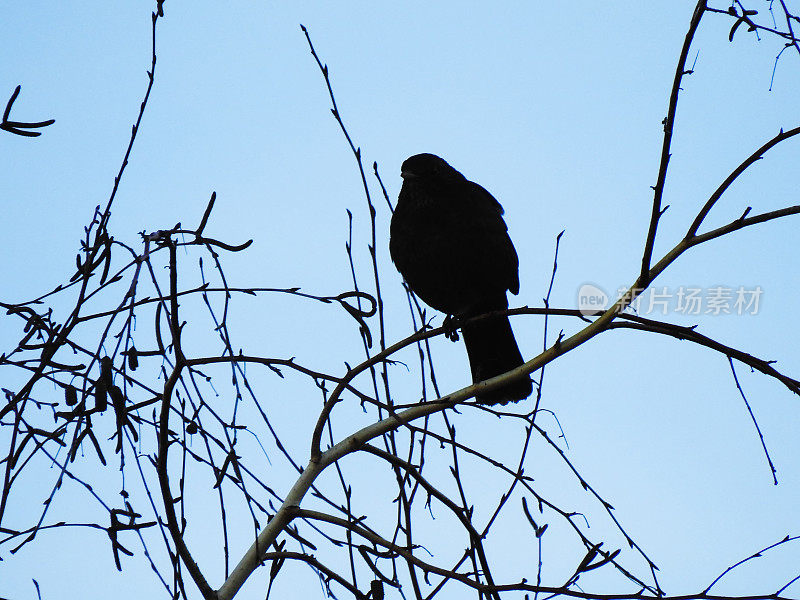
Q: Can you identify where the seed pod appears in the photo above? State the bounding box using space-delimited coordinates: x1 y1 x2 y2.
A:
100 356 113 388
127 346 139 371
109 385 125 411
95 382 108 413
65 385 78 406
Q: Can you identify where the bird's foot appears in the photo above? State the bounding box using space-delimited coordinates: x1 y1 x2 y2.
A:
443 314 461 342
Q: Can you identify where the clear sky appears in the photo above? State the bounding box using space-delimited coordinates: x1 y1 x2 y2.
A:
2 2 799 599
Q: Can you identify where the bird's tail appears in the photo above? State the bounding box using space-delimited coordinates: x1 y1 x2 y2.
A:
461 312 532 405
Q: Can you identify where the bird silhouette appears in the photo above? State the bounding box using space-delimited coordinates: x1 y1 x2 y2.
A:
390 153 532 405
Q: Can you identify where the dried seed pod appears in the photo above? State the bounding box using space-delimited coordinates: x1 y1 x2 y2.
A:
65 385 78 406
127 346 139 371
95 382 108 413
100 356 113 388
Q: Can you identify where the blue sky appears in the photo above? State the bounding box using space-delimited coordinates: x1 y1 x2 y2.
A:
2 2 800 599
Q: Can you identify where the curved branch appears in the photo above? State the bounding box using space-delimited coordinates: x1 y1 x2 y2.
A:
608 317 800 396
260 551 366 598
155 242 214 599
687 126 800 238
640 0 707 281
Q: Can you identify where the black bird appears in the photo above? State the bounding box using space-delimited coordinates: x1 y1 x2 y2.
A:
389 153 532 405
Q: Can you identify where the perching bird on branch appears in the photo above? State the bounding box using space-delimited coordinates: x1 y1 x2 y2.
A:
390 153 532 405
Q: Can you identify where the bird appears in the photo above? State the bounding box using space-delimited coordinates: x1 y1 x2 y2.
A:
389 153 532 405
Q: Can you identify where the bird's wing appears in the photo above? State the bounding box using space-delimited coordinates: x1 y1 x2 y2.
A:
460 180 521 297
464 180 505 215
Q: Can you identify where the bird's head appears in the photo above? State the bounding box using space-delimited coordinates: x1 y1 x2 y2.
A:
400 153 462 182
